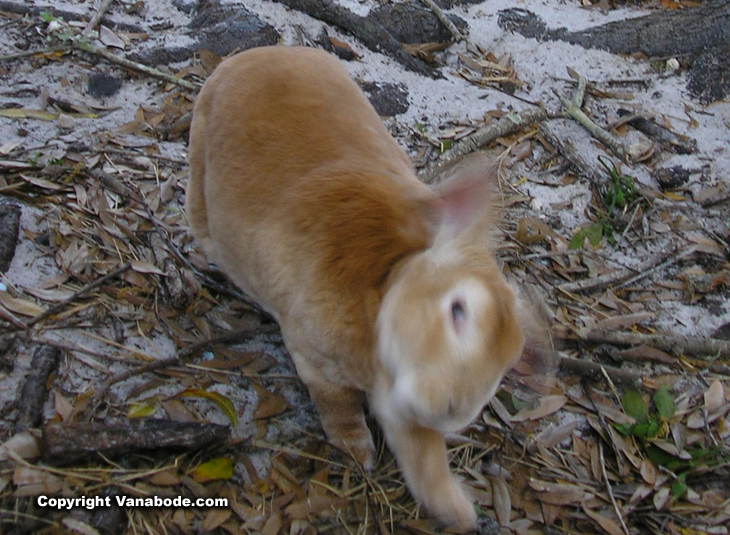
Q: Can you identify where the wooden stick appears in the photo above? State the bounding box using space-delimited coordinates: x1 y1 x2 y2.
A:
89 324 281 408
420 107 547 184
25 263 132 327
557 77 630 162
559 356 643 387
83 0 116 38
74 41 198 91
599 442 631 535
579 329 730 358
558 245 698 294
418 0 465 43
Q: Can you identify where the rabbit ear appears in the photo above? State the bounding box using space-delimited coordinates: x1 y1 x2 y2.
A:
431 155 498 244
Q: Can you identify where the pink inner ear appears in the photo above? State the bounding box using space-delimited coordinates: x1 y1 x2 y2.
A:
437 168 494 232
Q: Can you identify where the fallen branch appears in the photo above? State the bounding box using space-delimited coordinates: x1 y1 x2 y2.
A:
0 203 20 273
42 419 230 464
559 355 643 387
580 329 730 358
0 46 66 62
421 107 547 184
557 77 630 162
15 346 61 432
25 263 132 327
418 0 465 43
74 41 198 91
83 0 115 38
558 245 698 294
89 324 281 411
616 109 697 154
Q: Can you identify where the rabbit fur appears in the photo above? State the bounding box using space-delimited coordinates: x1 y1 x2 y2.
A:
186 46 527 532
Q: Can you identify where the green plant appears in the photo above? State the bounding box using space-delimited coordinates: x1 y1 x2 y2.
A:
569 156 638 249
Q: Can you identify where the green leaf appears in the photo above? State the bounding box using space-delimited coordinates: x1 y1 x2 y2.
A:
193 457 233 483
127 397 161 419
569 229 586 250
653 385 676 419
177 388 237 427
622 390 648 424
671 474 688 499
646 445 677 467
585 221 604 246
40 11 54 23
613 423 633 436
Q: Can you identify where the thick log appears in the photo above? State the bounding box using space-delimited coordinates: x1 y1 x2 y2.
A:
14 346 61 433
42 419 230 464
498 0 730 58
0 203 20 274
272 0 436 76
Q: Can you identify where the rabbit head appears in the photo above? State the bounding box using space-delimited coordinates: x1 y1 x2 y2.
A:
376 163 525 434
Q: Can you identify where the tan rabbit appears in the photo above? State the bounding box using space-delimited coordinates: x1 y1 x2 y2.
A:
186 46 526 532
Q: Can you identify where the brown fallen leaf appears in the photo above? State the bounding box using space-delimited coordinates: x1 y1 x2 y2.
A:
582 505 625 535
511 395 567 422
252 383 290 420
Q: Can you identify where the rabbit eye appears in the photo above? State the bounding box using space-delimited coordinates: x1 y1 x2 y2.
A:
451 299 466 325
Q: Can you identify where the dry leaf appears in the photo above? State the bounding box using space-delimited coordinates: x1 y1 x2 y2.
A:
193 457 233 483
512 395 567 422
582 505 625 535
0 291 45 317
177 388 238 427
131 260 166 276
201 508 231 532
62 518 102 535
640 458 657 486
261 512 283 535
252 383 290 420
704 380 725 411
529 479 590 505
653 486 671 510
0 432 40 462
491 477 511 526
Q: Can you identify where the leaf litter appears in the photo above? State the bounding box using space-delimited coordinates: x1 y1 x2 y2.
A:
1 0 729 534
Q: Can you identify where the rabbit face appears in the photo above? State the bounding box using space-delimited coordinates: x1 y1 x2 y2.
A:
377 249 524 434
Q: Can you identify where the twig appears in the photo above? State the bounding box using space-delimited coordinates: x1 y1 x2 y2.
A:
578 329 730 358
558 245 698 294
616 109 697 154
74 41 198 91
132 183 275 320
89 325 280 410
420 107 547 184
0 46 65 62
599 442 631 535
557 77 630 162
418 0 465 43
83 0 115 38
559 355 643 387
25 263 132 327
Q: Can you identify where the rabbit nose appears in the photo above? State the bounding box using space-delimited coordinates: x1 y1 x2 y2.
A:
447 399 456 417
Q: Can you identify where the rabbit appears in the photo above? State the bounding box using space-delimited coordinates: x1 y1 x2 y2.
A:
186 45 526 532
